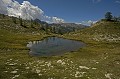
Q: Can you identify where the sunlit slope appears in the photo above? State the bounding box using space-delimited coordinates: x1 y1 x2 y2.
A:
83 21 120 35
64 21 120 43
0 14 48 51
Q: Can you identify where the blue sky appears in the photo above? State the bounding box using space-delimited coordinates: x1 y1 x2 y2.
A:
16 0 120 23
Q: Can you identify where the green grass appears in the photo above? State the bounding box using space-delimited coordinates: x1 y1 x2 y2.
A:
0 15 120 79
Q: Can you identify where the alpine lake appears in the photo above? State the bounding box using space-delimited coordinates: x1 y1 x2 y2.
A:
27 37 85 56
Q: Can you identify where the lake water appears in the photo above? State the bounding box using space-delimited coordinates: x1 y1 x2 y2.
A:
27 37 85 56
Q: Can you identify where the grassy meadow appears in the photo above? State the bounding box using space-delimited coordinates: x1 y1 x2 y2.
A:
0 15 120 79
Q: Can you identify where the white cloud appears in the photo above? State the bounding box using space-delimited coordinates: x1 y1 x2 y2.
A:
42 16 64 23
0 0 64 23
81 20 97 26
20 1 44 20
2 0 12 5
7 1 22 17
51 17 64 23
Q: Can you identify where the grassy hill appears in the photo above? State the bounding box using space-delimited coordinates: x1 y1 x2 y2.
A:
0 14 120 79
63 21 120 43
61 20 120 78
0 14 54 51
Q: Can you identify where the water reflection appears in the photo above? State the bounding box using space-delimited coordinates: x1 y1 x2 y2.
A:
27 37 85 56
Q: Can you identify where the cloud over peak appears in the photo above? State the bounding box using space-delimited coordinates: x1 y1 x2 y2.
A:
0 0 64 23
81 20 97 26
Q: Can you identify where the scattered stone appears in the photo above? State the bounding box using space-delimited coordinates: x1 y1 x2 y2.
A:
4 71 8 73
11 71 17 74
105 73 112 79
38 73 42 76
12 75 20 79
25 67 30 69
79 66 89 69
36 69 41 73
8 63 16 66
57 60 62 63
92 68 97 70
57 60 66 65
75 71 86 78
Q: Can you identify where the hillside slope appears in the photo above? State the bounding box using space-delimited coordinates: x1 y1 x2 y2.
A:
0 14 51 51
63 21 120 43
61 21 120 79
